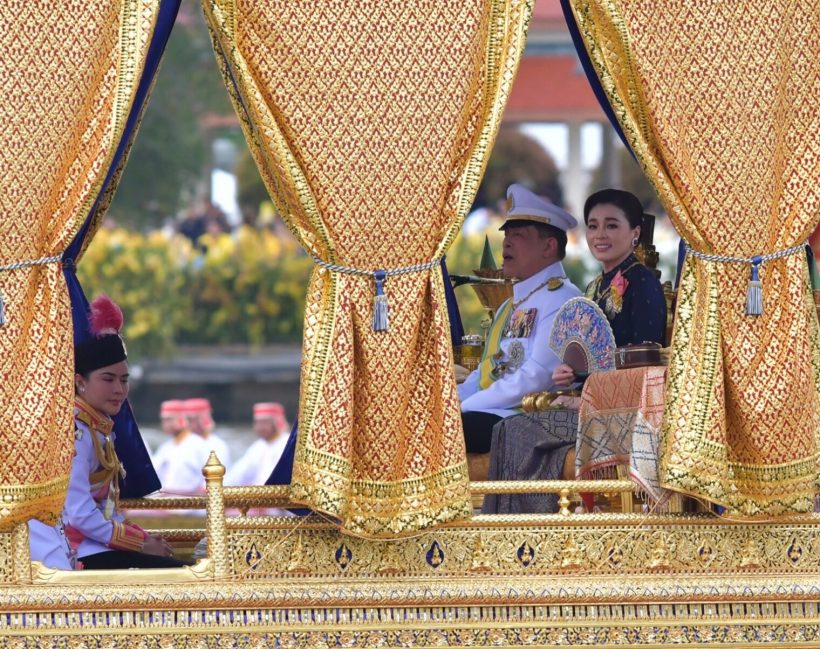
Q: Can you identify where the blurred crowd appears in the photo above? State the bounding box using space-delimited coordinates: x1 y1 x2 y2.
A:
174 200 298 253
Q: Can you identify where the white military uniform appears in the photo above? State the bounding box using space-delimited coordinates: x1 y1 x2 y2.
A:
153 431 209 494
459 265 580 418
28 519 72 570
225 435 288 487
198 431 231 469
63 407 147 561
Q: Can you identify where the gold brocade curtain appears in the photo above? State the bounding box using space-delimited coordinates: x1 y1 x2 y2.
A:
568 1 820 516
0 2 159 528
204 0 531 536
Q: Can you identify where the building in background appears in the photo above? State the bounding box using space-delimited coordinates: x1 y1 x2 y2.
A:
507 1 621 217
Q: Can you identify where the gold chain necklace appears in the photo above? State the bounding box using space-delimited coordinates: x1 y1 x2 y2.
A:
511 275 566 311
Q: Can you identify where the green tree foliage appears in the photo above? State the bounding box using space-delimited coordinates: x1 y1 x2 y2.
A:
78 229 192 358
176 229 310 346
77 227 310 359
106 6 238 229
236 147 269 211
473 127 563 210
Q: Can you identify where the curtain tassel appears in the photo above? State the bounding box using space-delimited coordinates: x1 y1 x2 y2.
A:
311 256 442 333
746 256 763 316
685 244 805 317
373 269 389 332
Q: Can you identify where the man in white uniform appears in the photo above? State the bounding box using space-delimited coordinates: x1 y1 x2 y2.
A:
225 402 289 487
185 398 232 470
458 184 581 454
152 399 208 494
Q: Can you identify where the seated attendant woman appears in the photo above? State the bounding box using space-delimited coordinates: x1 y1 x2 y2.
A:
483 188 666 514
65 295 186 569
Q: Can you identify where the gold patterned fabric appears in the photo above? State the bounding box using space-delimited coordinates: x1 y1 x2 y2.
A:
577 367 672 507
0 1 159 529
567 1 820 516
203 0 532 536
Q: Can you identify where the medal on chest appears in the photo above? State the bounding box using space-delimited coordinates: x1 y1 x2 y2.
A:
504 308 537 339
491 340 526 379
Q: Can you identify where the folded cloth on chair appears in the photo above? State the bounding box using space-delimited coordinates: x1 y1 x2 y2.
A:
482 409 578 514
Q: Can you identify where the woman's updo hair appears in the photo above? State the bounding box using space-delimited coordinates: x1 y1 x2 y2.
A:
583 188 644 229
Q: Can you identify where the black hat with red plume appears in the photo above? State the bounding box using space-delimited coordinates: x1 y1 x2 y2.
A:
74 295 128 375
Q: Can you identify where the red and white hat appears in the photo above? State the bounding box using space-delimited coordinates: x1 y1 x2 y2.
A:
160 399 187 429
184 398 212 414
253 402 286 428
160 399 187 417
183 398 214 430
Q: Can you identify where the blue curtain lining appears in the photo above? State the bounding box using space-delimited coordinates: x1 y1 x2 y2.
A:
559 0 632 156
441 258 465 347
63 0 182 499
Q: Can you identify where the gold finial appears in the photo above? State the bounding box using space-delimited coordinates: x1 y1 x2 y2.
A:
558 488 571 516
202 451 226 480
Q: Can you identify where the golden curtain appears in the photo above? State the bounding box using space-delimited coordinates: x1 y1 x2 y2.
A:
204 0 531 536
568 1 820 516
0 2 159 528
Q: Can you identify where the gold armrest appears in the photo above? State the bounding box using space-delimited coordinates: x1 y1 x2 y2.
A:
521 389 580 412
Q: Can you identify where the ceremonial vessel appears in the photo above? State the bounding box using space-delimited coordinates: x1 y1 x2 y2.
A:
0 0 818 647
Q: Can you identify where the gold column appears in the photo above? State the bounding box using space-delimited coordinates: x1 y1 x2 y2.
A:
203 452 228 580
12 522 31 585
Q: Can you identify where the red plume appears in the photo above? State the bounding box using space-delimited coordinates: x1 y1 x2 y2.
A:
88 294 124 337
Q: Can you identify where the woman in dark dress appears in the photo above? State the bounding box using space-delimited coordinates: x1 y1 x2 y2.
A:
554 188 666 388
483 189 666 514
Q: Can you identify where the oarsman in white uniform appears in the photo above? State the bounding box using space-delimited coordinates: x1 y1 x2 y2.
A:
458 184 582 455
225 402 289 487
184 398 232 470
152 399 207 494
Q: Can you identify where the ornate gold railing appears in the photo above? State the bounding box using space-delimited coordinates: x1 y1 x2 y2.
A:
3 452 819 647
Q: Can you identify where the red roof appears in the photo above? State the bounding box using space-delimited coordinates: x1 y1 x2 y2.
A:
505 55 604 122
533 0 565 21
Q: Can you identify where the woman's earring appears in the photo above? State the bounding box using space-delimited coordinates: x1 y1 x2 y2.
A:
631 237 639 247
78 385 85 394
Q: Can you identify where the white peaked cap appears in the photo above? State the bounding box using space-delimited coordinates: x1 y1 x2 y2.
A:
501 183 578 232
